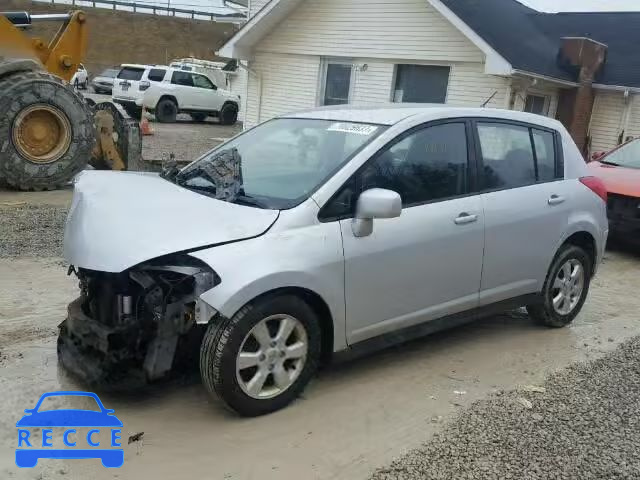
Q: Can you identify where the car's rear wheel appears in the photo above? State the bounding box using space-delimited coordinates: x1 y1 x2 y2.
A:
527 245 592 328
156 98 177 123
200 295 321 416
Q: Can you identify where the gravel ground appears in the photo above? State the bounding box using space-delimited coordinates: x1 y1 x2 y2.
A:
371 336 640 480
0 205 67 257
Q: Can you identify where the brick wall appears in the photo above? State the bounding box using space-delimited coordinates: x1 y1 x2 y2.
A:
2 0 239 76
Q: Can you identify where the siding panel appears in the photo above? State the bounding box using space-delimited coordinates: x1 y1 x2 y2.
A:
447 63 509 109
352 61 395 105
245 52 320 127
627 94 640 140
258 0 483 63
590 92 626 153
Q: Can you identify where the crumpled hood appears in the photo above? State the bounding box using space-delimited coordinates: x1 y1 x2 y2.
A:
587 161 640 197
63 171 279 273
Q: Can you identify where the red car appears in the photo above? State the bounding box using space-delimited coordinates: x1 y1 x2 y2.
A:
588 138 640 235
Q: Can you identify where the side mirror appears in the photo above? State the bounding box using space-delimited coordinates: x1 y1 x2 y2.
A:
352 188 402 237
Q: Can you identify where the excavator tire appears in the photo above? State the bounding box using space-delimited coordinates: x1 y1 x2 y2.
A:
0 70 94 191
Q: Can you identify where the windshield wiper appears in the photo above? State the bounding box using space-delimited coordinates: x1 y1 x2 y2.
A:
232 194 269 209
599 159 620 167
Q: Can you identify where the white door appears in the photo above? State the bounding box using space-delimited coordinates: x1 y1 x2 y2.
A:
333 122 485 344
191 73 224 111
474 121 571 305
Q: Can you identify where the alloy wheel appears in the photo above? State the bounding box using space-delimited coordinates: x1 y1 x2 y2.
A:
551 259 585 315
236 314 308 399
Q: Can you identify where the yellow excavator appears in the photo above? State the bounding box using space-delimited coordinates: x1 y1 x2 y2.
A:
0 10 142 191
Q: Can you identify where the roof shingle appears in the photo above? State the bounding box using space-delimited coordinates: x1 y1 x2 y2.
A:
440 0 640 87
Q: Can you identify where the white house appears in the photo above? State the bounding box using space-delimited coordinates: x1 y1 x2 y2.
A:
221 0 640 156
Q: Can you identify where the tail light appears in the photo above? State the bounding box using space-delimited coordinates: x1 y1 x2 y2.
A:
139 81 150 92
579 176 607 203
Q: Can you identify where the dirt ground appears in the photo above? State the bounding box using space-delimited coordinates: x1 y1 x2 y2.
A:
1 191 640 479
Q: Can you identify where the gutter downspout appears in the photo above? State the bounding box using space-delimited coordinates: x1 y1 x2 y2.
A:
238 61 262 127
619 89 632 144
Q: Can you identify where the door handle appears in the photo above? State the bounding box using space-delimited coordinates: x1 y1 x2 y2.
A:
548 195 566 206
454 213 478 225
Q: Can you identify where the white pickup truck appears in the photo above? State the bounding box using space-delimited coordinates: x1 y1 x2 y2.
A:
113 64 240 124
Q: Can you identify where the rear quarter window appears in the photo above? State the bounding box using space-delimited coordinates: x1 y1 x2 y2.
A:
117 67 145 81
147 69 167 82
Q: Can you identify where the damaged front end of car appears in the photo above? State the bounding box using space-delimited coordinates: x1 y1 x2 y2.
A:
58 255 218 385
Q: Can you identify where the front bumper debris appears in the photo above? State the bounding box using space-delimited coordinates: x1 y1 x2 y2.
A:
57 256 217 386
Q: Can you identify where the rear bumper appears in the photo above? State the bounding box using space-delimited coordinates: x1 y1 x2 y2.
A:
112 98 143 108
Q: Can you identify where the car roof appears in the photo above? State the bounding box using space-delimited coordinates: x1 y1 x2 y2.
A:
282 104 565 130
120 64 171 70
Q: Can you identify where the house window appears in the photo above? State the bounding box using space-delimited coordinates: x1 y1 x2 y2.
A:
524 94 549 115
321 61 353 106
393 65 450 103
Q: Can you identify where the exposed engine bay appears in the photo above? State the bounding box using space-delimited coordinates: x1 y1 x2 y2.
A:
58 255 217 385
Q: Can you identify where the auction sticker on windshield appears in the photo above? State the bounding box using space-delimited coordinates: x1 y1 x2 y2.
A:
327 122 379 135
15 391 124 468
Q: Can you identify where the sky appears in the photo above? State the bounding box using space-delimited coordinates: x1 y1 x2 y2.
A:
48 0 640 16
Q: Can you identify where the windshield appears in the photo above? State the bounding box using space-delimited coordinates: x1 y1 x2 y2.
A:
174 118 385 209
603 138 640 169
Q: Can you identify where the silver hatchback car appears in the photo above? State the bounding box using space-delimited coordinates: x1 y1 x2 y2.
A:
61 106 608 416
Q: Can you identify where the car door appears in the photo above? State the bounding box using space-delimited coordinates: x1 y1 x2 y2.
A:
330 121 485 344
191 73 223 111
474 120 571 305
170 71 196 109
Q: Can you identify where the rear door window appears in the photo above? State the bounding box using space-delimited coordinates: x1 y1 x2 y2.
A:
477 123 536 189
147 68 166 82
171 71 194 87
117 67 145 81
476 122 560 190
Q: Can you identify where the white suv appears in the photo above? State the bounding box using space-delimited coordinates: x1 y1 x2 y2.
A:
142 68 240 124
112 64 166 119
112 64 240 124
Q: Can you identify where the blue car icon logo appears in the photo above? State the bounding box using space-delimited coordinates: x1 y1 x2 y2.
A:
16 391 123 468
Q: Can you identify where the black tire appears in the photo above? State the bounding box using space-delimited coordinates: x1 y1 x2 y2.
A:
200 295 322 416
190 112 208 122
155 98 178 123
219 103 238 125
0 71 94 191
527 245 592 328
123 105 142 120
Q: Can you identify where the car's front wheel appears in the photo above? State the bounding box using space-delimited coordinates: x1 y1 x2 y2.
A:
200 295 321 416
527 244 592 328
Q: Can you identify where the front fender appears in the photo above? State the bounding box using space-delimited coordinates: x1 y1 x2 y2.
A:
189 223 347 351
